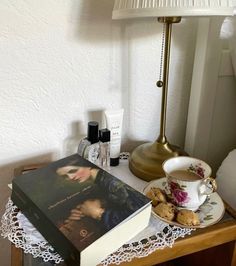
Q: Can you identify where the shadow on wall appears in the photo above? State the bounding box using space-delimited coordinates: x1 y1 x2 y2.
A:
63 120 86 156
69 0 115 43
62 109 148 154
70 0 162 42
120 18 197 149
87 109 105 126
121 138 147 153
67 1 198 152
165 18 197 147
63 110 105 156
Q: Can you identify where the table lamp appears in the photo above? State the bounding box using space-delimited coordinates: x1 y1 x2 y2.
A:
112 0 234 181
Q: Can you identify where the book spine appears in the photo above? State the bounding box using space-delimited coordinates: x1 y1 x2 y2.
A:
11 185 80 265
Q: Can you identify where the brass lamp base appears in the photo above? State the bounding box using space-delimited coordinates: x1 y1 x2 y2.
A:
129 141 187 181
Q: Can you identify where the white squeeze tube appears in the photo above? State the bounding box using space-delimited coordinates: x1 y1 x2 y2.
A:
104 109 124 166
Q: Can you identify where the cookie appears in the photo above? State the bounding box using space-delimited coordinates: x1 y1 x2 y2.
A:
176 209 200 226
146 187 167 206
153 202 176 221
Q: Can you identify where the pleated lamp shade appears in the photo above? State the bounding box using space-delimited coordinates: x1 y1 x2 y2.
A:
112 0 234 19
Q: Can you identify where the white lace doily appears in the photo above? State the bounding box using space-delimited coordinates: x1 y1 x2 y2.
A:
0 198 193 265
0 199 63 264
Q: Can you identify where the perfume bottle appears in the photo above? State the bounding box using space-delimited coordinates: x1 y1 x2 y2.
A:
78 121 98 156
99 128 110 170
80 121 99 165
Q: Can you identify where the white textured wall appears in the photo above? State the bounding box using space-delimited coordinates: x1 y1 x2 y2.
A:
0 0 197 263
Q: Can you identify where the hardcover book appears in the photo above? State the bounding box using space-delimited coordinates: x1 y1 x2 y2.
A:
11 154 151 266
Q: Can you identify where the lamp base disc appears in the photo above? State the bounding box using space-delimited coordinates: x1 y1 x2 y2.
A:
129 141 188 182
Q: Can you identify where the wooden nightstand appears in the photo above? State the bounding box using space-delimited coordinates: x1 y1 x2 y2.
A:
11 165 236 266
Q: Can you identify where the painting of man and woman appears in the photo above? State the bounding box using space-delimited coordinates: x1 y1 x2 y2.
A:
50 155 150 250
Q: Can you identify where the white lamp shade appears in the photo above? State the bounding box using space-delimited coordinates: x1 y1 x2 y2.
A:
112 0 235 19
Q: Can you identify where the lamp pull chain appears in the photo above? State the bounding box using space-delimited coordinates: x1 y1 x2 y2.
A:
156 23 165 88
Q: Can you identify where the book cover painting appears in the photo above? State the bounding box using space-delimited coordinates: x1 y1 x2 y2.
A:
13 154 150 252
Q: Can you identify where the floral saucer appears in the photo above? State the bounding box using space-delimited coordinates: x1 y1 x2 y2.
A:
143 178 225 229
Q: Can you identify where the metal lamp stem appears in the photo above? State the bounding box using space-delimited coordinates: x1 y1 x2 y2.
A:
158 21 171 143
157 17 181 144
129 16 187 181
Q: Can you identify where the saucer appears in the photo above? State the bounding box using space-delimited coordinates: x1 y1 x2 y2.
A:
143 178 225 229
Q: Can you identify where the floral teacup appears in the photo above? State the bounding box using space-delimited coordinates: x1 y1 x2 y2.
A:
162 157 217 211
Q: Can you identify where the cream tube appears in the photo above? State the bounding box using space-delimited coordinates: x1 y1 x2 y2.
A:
104 109 124 166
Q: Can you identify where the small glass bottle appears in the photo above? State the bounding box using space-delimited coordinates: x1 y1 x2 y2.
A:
99 128 110 170
78 121 98 157
82 121 100 165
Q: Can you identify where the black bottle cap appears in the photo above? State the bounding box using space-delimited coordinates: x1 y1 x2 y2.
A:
110 157 119 166
99 128 110 143
87 121 99 144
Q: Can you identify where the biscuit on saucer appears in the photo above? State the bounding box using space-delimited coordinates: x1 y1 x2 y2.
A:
176 209 200 226
146 187 167 206
153 202 176 221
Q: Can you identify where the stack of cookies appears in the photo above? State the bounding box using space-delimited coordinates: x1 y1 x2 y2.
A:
146 187 200 227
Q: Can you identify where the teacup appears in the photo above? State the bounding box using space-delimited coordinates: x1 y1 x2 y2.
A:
162 156 217 211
